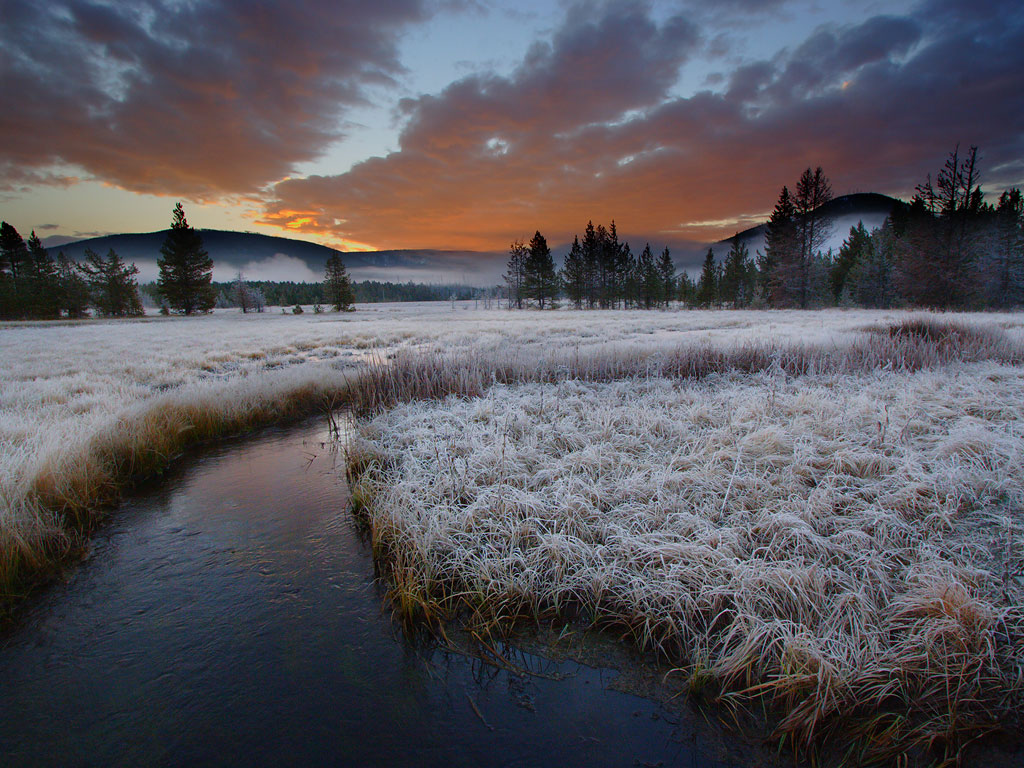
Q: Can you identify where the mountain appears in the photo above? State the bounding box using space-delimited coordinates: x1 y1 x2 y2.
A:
45 192 902 285
50 229 504 285
712 192 900 259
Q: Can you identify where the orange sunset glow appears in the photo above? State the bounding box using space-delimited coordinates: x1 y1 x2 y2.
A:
2 0 1022 258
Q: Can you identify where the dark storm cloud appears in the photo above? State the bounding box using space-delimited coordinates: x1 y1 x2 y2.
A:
266 0 1024 249
0 0 424 196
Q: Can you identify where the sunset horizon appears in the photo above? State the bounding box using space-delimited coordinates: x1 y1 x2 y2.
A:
3 0 1022 253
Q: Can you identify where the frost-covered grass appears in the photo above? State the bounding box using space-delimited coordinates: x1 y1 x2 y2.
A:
1 305 1021 591
3 300 1024 755
2 303 1023 760
346 317 1024 763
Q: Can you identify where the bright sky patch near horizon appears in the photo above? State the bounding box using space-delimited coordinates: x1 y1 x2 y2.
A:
1 0 1021 253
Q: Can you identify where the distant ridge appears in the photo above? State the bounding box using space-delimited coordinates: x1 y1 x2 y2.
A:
44 192 904 282
715 192 901 255
49 229 502 284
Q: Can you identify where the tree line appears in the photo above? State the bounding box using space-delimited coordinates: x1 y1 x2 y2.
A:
6 145 1022 318
505 146 1024 311
194 277 481 310
736 147 1024 310
0 223 144 319
0 202 217 320
505 225 678 310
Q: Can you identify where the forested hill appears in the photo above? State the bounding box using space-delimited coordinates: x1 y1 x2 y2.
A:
51 230 346 270
717 193 901 254
50 230 500 284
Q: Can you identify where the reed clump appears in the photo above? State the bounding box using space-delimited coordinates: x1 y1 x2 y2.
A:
346 320 1024 765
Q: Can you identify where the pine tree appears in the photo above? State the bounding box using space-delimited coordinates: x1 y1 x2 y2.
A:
504 240 528 309
581 222 600 308
696 248 718 308
607 222 632 308
0 222 29 319
656 247 675 308
831 222 871 302
523 231 558 309
677 271 697 306
636 244 659 308
157 202 215 315
899 145 986 307
79 248 144 317
721 235 754 307
56 251 91 318
620 243 638 308
561 236 586 309
847 219 898 307
792 167 833 308
759 186 797 306
323 254 354 311
991 188 1023 307
25 231 61 319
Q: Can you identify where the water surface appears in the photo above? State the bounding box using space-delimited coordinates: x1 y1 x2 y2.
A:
0 420 757 767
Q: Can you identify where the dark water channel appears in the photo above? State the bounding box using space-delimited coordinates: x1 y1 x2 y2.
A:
0 420 758 768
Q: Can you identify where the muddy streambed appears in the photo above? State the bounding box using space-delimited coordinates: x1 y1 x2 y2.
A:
0 418 773 768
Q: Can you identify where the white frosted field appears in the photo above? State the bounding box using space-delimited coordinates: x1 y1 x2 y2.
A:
2 301 1023 757
350 367 1024 756
1 302 929 504
2 305 1021 540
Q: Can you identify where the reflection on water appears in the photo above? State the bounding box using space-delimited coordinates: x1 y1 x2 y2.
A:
0 420 749 768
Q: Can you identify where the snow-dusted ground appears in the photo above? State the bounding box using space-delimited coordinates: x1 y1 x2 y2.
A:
1 303 929 498
4 303 1023 502
2 304 1022 579
2 302 1023 753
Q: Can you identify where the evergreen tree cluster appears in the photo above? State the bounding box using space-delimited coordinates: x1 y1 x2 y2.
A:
507 221 677 310
694 148 1024 310
0 222 143 319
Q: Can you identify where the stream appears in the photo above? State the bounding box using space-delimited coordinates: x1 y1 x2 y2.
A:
0 419 761 767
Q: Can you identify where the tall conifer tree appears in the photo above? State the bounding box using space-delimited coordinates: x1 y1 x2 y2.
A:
696 249 718 308
561 236 586 309
656 247 675 307
523 231 558 309
157 202 215 314
0 222 29 318
759 186 797 306
323 253 355 311
504 240 527 309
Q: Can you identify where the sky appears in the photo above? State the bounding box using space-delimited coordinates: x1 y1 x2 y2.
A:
2 0 1023 254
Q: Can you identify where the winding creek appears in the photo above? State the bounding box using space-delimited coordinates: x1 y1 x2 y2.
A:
0 418 778 767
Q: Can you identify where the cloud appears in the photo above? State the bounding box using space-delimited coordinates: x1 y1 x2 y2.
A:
0 0 424 197
264 0 701 247
264 0 1024 249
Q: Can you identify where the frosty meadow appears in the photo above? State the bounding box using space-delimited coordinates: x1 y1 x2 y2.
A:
2 304 1023 762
